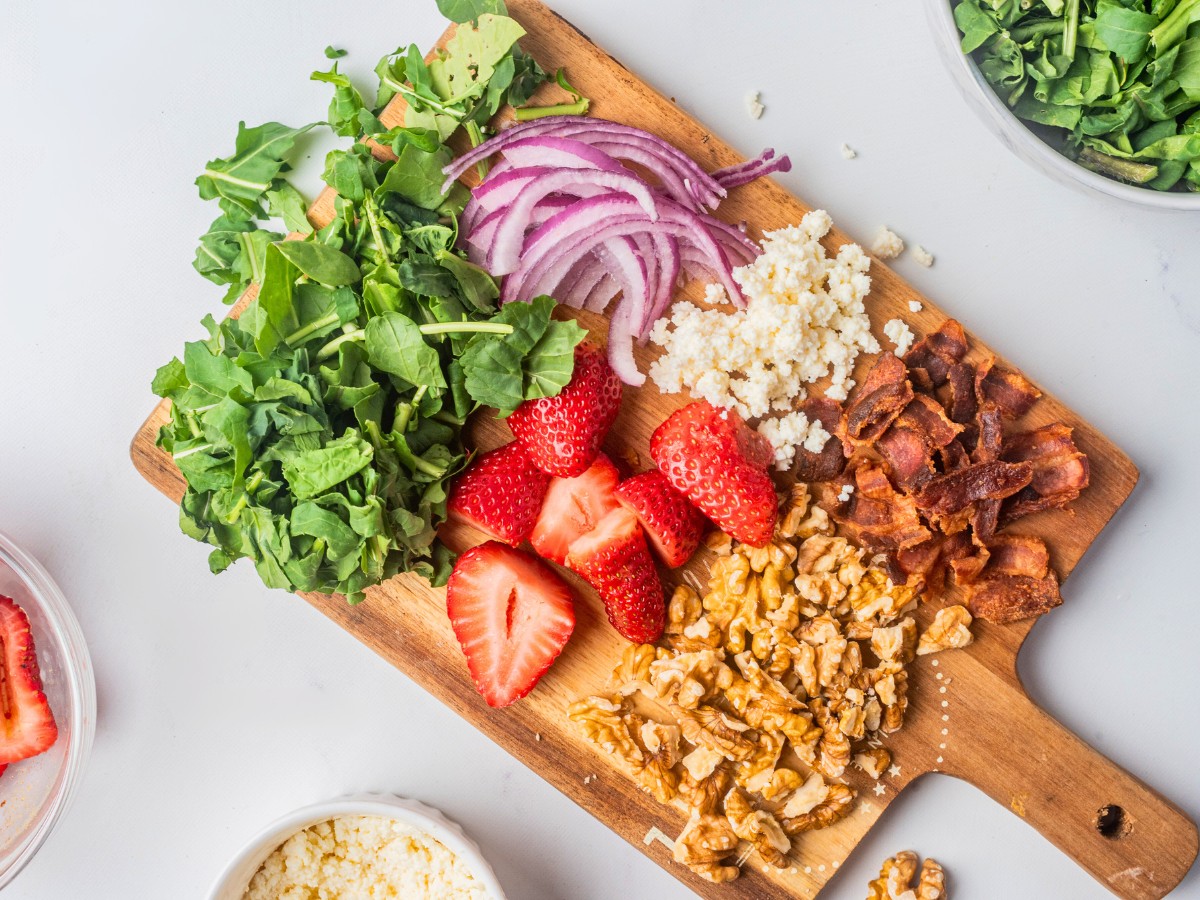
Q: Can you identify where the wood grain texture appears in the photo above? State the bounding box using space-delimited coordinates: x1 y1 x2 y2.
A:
130 2 1197 896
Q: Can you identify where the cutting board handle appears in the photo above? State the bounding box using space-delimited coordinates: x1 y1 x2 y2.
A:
946 679 1197 899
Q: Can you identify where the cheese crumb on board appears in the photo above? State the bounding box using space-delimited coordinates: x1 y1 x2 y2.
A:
884 318 915 357
840 142 857 159
757 411 832 470
908 299 923 313
242 816 485 900
648 209 879 466
745 90 764 119
912 244 935 267
871 227 904 260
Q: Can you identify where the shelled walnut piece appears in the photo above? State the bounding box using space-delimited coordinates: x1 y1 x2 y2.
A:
865 850 947 900
569 485 975 883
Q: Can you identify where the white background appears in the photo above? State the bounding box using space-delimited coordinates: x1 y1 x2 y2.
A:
2 1 1198 897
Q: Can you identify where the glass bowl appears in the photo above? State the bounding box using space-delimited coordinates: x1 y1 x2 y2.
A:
924 0 1200 211
0 529 95 888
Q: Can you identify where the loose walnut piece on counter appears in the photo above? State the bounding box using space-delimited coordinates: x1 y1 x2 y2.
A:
916 606 974 655
571 485 937 884
866 851 948 900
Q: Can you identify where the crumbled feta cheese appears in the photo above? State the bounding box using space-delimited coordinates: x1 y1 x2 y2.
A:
908 299 923 313
745 91 764 120
840 142 857 160
756 411 832 471
649 209 879 467
884 318 915 357
837 483 854 503
912 244 935 267
243 816 485 900
871 227 904 261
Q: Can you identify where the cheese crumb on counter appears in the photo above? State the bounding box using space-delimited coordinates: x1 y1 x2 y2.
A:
649 209 879 468
745 91 764 119
908 299 923 312
242 816 485 900
884 318 915 357
840 142 857 159
912 244 935 267
871 227 904 260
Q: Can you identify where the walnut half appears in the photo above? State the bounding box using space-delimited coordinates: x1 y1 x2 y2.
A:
865 850 948 900
916 606 973 656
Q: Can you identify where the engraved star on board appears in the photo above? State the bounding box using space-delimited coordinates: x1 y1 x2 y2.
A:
873 782 886 796
887 764 901 778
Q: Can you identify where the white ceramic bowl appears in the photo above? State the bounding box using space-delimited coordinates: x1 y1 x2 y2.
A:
207 793 507 899
0 530 96 889
924 0 1200 210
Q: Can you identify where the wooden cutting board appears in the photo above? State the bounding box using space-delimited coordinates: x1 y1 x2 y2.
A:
130 2 1198 896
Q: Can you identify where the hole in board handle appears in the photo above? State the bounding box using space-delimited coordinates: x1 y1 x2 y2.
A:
1096 804 1131 839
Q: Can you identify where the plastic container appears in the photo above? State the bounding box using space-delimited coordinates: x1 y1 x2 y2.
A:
924 0 1200 210
207 793 507 899
0 530 96 888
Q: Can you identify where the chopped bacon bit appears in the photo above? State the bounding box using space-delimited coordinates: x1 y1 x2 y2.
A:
913 461 1033 517
968 572 1062 623
945 362 977 424
940 439 970 472
902 319 967 387
975 356 1041 420
970 499 1000 542
793 397 846 483
831 463 932 552
985 534 1050 580
971 404 1004 464
877 425 935 492
1001 424 1090 522
840 354 913 448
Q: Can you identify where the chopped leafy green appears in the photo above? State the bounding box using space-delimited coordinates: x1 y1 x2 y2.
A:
953 0 1200 190
162 11 576 601
325 45 348 59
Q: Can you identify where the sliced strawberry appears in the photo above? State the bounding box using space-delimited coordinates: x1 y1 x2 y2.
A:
508 342 623 478
529 454 622 565
0 596 58 764
446 543 576 708
615 470 707 567
649 401 778 547
447 441 550 546
567 508 665 643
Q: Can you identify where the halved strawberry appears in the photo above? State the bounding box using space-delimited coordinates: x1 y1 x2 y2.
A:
508 342 623 478
649 401 778 547
0 596 58 764
615 470 707 567
529 453 622 565
566 508 665 643
447 441 550 546
446 543 576 708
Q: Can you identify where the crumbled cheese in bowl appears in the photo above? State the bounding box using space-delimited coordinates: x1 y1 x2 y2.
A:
242 816 487 900
648 209 879 469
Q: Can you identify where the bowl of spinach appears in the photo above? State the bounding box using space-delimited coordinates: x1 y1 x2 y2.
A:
928 0 1200 207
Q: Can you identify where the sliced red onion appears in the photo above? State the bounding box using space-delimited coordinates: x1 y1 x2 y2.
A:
490 136 627 174
595 237 649 386
442 117 726 209
464 195 574 267
711 148 792 189
484 168 661 275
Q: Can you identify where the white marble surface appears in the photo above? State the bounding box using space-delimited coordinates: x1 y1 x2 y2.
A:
2 1 1198 897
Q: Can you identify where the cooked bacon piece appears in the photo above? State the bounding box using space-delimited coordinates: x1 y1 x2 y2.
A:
1001 424 1090 521
945 363 977 424
940 439 970 472
902 319 967 387
877 395 963 491
793 397 846 483
831 463 932 552
840 354 913 449
909 367 935 394
913 460 1033 518
968 573 1062 624
941 530 989 584
985 534 1050 579
877 426 934 491
976 356 1041 420
971 404 1004 464
970 500 1000 542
